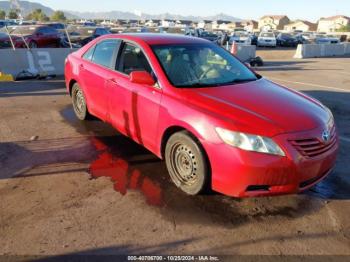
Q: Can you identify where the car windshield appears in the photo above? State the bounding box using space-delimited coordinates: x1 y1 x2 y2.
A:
49 24 65 29
260 33 274 38
201 31 217 37
152 44 258 88
280 33 292 38
10 26 37 35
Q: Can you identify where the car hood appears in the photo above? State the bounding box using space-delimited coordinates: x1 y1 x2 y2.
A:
182 78 329 137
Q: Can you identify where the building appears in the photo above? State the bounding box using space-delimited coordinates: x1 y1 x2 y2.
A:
197 20 213 30
175 20 193 28
212 20 241 31
241 20 258 32
160 19 176 27
284 20 317 32
145 19 161 27
317 15 350 32
258 15 290 30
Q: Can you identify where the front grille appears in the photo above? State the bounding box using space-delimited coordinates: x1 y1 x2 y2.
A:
290 126 337 158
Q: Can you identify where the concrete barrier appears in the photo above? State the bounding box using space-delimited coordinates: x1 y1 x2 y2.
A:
0 48 77 79
344 43 350 55
236 44 256 62
294 43 350 59
227 44 256 62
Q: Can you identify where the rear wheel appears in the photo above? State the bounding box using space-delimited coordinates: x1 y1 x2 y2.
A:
72 83 90 120
165 131 210 195
29 41 37 48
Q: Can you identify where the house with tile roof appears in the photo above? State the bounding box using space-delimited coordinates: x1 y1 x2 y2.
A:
258 15 290 30
284 20 317 32
317 15 350 32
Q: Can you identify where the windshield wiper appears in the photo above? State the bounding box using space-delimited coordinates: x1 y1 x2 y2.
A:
175 78 257 88
218 78 257 86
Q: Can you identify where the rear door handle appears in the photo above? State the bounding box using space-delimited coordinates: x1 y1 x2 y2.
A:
79 64 85 71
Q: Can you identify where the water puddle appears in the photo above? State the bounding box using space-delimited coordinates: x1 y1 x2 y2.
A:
89 137 164 207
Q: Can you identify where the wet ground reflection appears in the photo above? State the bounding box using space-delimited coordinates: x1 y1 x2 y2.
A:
89 137 163 207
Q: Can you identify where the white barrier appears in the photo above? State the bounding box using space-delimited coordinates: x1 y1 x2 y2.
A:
294 43 350 59
236 44 256 62
0 48 77 79
226 44 256 62
344 43 350 55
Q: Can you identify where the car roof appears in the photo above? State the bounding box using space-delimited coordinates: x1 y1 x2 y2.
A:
106 33 211 45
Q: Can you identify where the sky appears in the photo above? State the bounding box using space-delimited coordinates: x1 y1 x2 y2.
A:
36 0 349 22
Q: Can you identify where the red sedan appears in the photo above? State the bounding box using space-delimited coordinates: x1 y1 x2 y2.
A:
65 34 339 197
5 25 61 48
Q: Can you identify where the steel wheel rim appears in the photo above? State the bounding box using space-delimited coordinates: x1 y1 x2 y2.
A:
169 142 198 186
74 89 85 115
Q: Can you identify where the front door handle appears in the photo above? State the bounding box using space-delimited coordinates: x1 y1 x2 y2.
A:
108 78 118 85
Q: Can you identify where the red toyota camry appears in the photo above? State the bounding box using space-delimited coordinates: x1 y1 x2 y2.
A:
65 34 339 197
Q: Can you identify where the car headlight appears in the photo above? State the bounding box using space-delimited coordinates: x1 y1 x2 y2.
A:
215 127 285 156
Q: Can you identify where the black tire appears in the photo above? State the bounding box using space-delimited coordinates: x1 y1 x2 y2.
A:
71 83 90 120
165 131 210 195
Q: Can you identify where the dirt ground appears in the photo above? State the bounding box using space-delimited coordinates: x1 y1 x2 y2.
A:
0 52 350 260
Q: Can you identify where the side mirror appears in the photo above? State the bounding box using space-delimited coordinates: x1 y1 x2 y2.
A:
130 71 156 86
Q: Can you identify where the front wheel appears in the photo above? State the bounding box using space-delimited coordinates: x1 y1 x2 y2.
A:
165 131 210 195
72 83 90 120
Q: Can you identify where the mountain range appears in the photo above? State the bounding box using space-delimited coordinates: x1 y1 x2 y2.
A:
0 0 242 21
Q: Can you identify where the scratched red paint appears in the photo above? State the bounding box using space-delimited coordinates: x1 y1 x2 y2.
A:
89 138 164 206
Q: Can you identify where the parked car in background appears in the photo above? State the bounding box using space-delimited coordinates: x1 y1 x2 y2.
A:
0 32 12 48
315 34 340 44
276 33 298 47
65 34 338 198
39 22 68 44
186 29 219 43
6 25 61 48
0 20 7 28
229 31 252 45
294 33 310 44
0 20 17 28
65 26 110 46
77 21 96 27
250 32 258 45
257 32 277 47
197 30 219 43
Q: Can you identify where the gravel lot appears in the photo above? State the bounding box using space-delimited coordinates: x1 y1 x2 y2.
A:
0 51 349 259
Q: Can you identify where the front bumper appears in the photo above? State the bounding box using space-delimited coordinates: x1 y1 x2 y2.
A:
258 41 276 46
205 126 339 198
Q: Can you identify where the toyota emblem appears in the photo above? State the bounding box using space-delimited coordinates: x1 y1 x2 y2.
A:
322 130 331 143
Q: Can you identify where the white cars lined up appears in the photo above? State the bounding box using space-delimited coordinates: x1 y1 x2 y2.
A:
229 31 252 45
257 32 277 47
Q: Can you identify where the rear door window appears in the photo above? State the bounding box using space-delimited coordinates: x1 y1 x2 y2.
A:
91 39 121 68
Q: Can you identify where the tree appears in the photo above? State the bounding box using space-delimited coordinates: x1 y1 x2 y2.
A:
8 9 18 19
51 11 66 21
26 9 50 22
0 10 6 20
